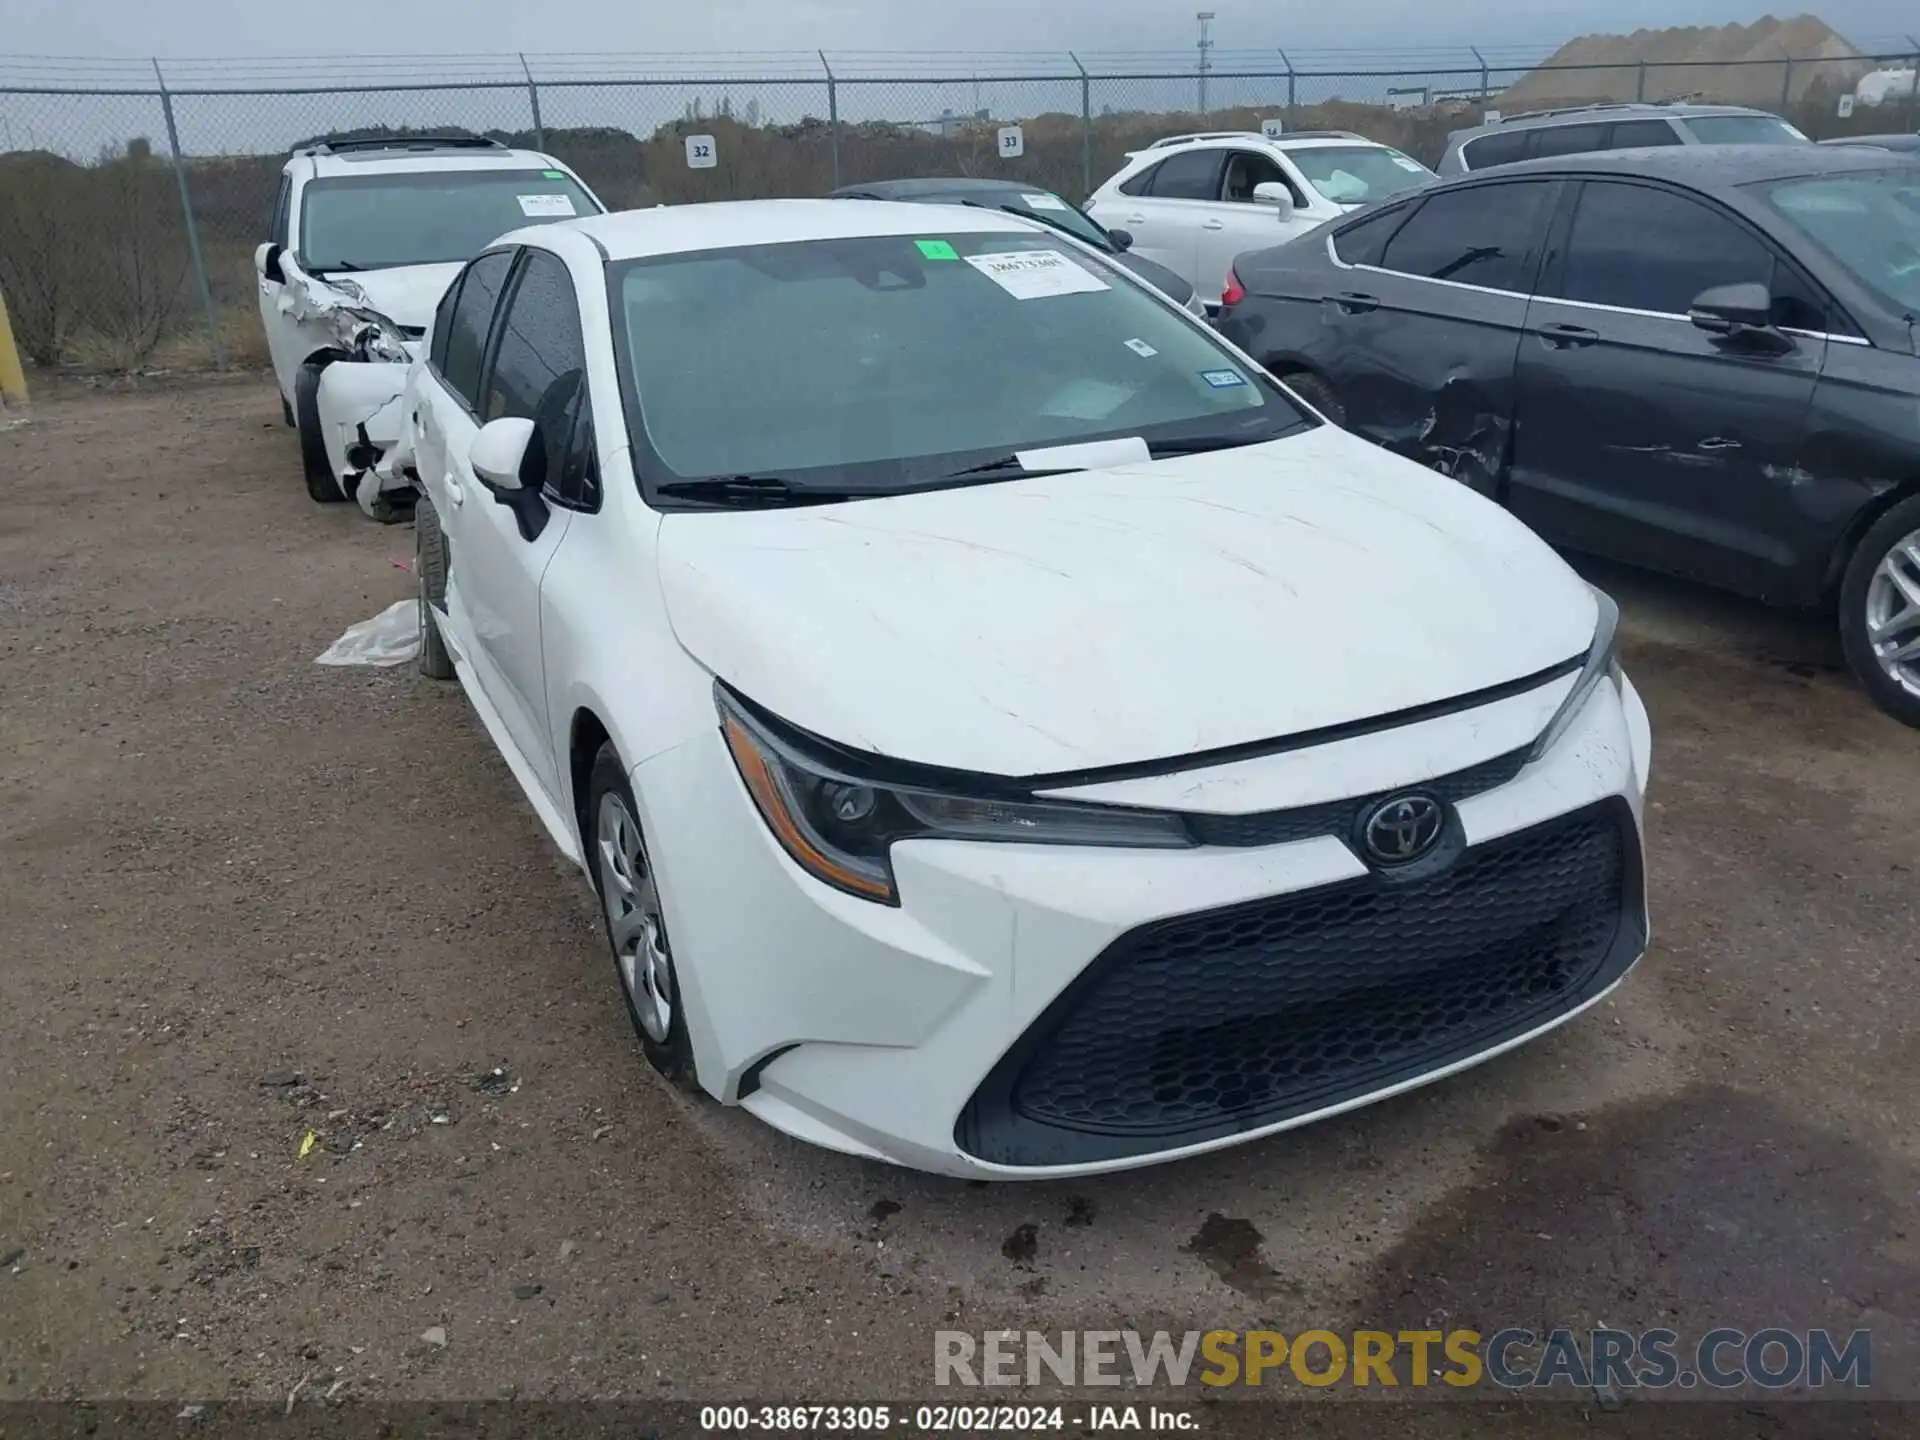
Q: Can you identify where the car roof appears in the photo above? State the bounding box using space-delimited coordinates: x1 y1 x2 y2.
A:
828 177 1051 199
1449 102 1778 144
533 198 1041 261
1467 141 1903 190
299 146 567 179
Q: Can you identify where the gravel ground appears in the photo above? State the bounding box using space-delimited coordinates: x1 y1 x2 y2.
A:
1 374 1916 1422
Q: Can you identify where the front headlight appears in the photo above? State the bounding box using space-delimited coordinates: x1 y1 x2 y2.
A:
334 307 411 364
716 686 1192 904
1527 587 1622 763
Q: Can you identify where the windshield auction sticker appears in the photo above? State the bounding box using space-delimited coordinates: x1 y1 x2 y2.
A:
517 194 576 217
966 249 1110 300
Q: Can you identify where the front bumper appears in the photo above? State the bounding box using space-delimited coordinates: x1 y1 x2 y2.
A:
315 358 417 516
631 672 1652 1179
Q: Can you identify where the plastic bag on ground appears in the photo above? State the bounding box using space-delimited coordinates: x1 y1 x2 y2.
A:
315 599 419 667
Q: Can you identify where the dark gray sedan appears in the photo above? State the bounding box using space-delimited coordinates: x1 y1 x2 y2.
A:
827 177 1206 316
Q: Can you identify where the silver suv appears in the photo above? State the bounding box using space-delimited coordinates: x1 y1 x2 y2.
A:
1437 102 1810 175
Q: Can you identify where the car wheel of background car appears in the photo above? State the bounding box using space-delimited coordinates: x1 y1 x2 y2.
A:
294 355 349 504
1838 493 1920 729
281 395 295 428
414 496 456 681
1279 370 1346 428
587 744 696 1086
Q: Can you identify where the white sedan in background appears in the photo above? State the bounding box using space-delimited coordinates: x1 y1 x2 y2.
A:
402 198 1651 1178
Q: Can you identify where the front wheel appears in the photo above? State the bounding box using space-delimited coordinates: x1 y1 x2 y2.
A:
414 495 455 680
585 745 696 1085
1839 494 1920 728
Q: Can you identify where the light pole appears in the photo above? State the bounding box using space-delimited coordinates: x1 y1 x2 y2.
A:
1197 12 1215 117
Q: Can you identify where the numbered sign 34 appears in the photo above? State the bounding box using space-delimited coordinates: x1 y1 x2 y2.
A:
1260 118 1285 139
685 134 717 169
997 126 1025 160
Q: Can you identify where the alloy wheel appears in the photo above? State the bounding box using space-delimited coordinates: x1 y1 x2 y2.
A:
1865 527 1920 700
595 791 674 1044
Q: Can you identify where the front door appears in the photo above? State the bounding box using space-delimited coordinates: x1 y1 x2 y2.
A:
1508 179 1825 598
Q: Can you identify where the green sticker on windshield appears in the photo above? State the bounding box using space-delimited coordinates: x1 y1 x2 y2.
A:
915 239 959 260
542 170 565 179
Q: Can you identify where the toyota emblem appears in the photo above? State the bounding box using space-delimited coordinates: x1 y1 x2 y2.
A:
1360 793 1445 864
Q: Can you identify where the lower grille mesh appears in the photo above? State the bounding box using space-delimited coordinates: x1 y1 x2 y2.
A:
958 802 1639 1166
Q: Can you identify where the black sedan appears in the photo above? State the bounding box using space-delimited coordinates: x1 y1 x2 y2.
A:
1216 144 1920 727
827 177 1206 316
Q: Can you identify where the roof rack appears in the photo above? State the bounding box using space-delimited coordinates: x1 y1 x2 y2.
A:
1145 130 1266 149
294 134 508 157
1275 129 1368 141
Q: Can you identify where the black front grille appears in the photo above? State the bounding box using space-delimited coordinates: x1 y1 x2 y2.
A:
1184 746 1529 848
957 800 1643 1167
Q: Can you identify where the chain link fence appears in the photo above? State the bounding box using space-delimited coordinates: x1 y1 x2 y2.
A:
2 46 1916 372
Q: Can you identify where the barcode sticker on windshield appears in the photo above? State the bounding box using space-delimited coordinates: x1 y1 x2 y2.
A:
965 249 1109 300
1391 155 1425 172
1124 338 1157 357
1023 192 1070 211
1201 369 1248 389
518 194 576 217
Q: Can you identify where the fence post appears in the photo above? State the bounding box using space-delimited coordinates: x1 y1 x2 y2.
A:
819 51 840 190
1908 38 1920 134
1636 61 1647 102
1069 52 1091 199
1470 46 1489 102
153 59 223 370
519 53 545 150
1278 48 1296 122
1779 57 1793 113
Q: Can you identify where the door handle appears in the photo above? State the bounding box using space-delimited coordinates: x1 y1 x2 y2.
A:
1202 219 1226 230
1538 322 1600 349
1329 291 1381 315
444 470 465 507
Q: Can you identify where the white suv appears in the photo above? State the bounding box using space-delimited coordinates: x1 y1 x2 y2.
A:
256 135 604 518
1084 131 1436 310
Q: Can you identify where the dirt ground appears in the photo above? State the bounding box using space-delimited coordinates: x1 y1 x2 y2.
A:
2 374 1917 1424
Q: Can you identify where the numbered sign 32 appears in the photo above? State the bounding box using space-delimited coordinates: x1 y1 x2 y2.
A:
997 125 1025 160
685 134 717 169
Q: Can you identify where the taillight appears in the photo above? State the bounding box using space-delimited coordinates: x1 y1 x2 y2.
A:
1220 268 1246 307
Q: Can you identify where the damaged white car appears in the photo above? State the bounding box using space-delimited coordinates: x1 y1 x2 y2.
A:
255 135 605 519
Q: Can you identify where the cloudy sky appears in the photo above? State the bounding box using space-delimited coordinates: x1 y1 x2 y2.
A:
6 0 1916 63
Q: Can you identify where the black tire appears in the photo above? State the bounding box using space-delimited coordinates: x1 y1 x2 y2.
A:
294 357 347 503
281 394 295 428
1838 492 1920 729
414 496 456 681
584 744 696 1085
1281 370 1346 428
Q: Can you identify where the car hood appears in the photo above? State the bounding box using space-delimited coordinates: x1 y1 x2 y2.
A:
319 262 464 329
656 426 1597 777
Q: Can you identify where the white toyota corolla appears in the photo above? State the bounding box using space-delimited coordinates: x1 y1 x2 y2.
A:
400 198 1652 1179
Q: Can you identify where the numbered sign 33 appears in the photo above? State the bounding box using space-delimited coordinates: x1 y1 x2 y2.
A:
685 134 718 169
997 126 1025 159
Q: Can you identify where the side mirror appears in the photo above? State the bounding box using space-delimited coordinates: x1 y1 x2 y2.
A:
470 417 535 493
1252 182 1295 219
1688 281 1773 336
1107 228 1135 253
257 242 286 284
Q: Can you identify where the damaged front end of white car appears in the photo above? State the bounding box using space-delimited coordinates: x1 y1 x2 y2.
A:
275 253 427 522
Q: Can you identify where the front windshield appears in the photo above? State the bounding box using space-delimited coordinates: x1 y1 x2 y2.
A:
611 231 1309 494
1287 146 1434 205
1765 168 1920 315
297 169 600 271
1682 115 1809 146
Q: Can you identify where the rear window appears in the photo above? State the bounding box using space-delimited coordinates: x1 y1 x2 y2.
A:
1607 119 1684 149
1682 115 1809 146
1379 182 1555 292
1461 129 1531 171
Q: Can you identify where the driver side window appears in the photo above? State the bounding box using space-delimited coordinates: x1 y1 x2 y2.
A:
1222 150 1299 206
478 250 599 511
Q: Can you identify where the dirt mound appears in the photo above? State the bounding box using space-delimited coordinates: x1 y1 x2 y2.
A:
1501 14 1872 109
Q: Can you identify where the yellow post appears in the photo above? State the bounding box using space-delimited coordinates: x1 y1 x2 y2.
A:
0 287 30 427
